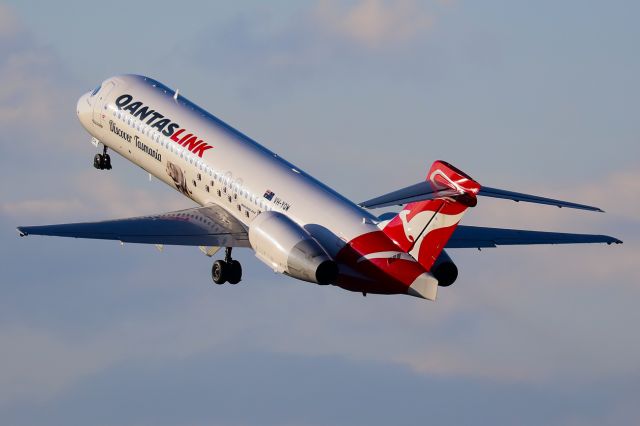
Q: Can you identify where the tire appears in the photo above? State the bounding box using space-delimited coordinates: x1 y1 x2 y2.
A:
227 260 242 284
104 154 112 170
93 154 103 169
212 260 227 284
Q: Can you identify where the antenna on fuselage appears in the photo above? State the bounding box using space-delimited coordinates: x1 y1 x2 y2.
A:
173 89 179 101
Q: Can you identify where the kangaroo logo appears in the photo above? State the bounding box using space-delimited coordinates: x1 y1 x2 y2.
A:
166 161 192 196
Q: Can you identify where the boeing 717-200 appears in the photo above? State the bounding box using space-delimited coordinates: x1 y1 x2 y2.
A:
17 75 622 300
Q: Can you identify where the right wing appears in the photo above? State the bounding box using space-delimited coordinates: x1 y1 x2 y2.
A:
446 225 622 249
17 204 250 247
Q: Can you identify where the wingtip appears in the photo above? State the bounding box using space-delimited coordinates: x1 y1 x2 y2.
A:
16 227 27 237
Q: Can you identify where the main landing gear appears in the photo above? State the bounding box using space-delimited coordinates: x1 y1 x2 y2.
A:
212 247 242 285
93 145 112 170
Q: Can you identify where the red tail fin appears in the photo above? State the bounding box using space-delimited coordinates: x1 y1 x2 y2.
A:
381 161 481 271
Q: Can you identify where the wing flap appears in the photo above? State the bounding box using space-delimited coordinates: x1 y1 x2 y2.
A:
446 225 622 248
17 204 250 247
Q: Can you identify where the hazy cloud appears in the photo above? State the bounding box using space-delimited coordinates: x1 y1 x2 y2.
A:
1 174 190 222
0 4 20 39
2 1 639 424
187 0 448 94
313 0 433 48
0 3 82 160
2 158 635 405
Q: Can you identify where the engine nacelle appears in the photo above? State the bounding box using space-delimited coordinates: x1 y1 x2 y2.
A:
432 250 458 287
249 211 338 284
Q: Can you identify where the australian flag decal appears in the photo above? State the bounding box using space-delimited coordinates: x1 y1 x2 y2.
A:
263 190 275 201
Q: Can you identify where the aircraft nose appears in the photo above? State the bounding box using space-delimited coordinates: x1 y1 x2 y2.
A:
76 92 92 128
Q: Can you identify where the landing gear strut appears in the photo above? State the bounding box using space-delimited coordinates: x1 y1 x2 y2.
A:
93 145 112 170
212 247 242 285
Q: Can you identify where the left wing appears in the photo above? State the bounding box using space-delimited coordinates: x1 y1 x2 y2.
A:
446 225 622 249
17 204 250 247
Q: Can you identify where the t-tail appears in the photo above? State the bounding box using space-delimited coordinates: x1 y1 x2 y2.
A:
380 160 481 271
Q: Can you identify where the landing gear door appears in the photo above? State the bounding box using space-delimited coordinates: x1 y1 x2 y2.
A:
92 81 116 127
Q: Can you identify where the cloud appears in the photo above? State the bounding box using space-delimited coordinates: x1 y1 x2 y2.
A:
1 172 191 222
186 0 450 95
0 4 191 225
468 165 640 229
1 3 637 419
3 155 637 406
1 199 86 218
313 0 433 48
0 4 20 39
0 3 82 159
241 166 639 384
0 287 274 405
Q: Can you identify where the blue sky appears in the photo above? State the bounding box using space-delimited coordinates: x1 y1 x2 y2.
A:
1 1 639 425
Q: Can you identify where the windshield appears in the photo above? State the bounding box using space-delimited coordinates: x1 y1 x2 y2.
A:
90 84 101 97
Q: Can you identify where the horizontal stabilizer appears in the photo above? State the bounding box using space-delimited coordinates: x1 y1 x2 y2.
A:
360 181 460 209
362 182 604 212
446 225 622 249
478 186 604 212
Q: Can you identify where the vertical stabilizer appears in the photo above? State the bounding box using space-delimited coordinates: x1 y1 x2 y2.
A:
381 161 481 271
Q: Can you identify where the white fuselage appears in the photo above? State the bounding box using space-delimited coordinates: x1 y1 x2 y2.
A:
78 75 380 261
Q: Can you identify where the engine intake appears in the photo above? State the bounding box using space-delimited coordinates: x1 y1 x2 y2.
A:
249 211 337 284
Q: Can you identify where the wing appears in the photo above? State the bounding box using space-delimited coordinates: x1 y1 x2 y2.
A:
446 225 622 249
17 204 250 247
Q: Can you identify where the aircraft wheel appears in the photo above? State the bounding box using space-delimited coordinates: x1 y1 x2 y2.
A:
227 260 242 284
103 153 112 170
93 153 103 169
212 260 227 284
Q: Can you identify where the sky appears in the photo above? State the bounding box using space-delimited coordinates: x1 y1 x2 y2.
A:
1 1 639 425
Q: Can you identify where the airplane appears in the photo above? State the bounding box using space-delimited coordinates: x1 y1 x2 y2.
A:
17 75 622 301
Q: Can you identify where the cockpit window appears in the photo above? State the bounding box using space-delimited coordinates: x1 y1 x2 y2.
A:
90 84 101 97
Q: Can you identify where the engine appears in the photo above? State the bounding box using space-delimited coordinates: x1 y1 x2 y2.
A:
248 211 338 284
431 250 458 287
